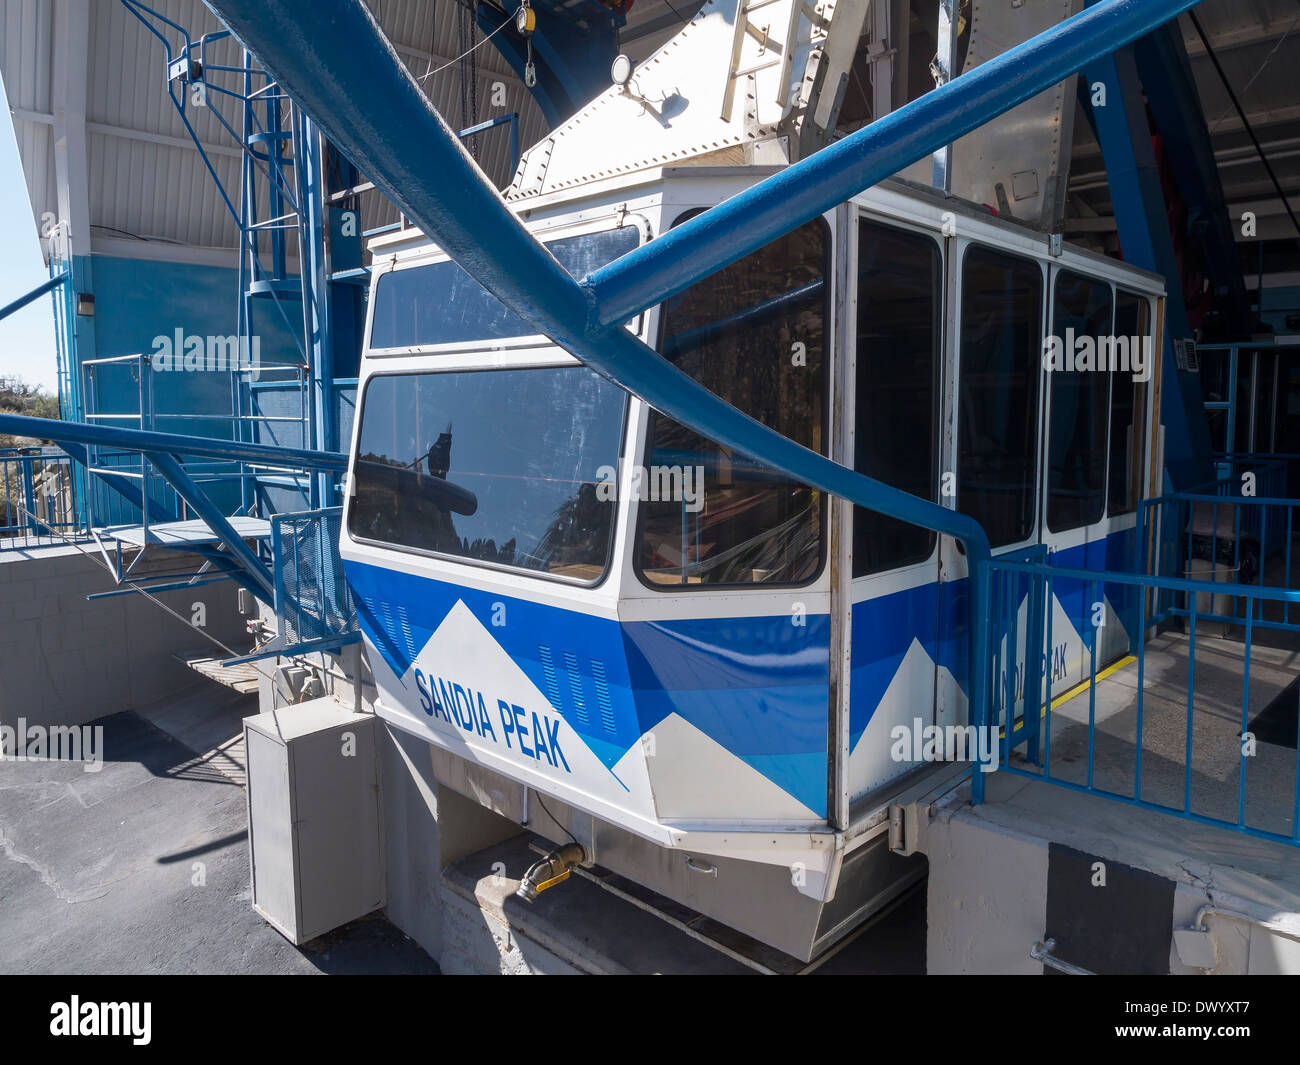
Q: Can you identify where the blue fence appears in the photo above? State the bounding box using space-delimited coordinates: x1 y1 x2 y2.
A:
0 448 84 545
1137 490 1300 630
978 555 1300 846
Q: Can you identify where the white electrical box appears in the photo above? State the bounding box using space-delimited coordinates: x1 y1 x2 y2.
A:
245 698 383 945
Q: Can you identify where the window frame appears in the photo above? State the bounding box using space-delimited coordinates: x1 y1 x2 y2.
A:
954 241 1047 552
365 216 650 356
850 214 945 578
631 209 835 593
1044 267 1116 536
345 363 631 589
1105 287 1155 518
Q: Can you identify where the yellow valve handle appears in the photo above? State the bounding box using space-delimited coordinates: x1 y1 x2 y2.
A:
533 868 571 894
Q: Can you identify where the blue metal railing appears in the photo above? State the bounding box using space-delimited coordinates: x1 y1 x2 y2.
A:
270 507 360 656
981 555 1300 846
0 448 84 545
1137 491 1300 629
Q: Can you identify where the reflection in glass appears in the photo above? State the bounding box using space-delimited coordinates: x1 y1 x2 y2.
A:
854 220 941 576
1047 270 1112 532
1109 293 1150 514
350 367 626 582
370 227 640 348
958 247 1043 548
637 216 828 586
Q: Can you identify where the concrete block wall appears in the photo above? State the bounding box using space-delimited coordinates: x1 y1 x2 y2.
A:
922 779 1300 974
0 544 247 729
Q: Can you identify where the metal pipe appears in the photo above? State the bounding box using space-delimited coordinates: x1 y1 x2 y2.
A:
1030 938 1094 975
582 0 1204 327
0 272 69 324
0 414 347 471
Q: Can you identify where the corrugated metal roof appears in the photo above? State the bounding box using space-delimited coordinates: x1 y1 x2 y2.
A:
6 0 1294 261
0 0 580 260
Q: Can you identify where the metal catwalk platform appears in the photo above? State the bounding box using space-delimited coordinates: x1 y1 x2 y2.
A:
97 517 272 548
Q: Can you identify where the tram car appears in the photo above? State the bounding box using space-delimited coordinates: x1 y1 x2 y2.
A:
339 1 1164 961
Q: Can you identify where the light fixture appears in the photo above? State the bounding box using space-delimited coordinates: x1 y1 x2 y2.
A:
611 53 633 87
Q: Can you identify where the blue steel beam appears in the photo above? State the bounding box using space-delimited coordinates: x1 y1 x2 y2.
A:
582 0 1206 327
57 440 267 602
1134 22 1252 335
0 272 69 324
0 414 348 472
201 0 1201 797
198 0 994 557
1082 40 1214 489
148 451 275 600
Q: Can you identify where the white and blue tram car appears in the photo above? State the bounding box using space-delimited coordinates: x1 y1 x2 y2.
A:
339 161 1163 960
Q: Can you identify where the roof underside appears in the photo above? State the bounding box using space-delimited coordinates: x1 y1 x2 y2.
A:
1 0 1297 263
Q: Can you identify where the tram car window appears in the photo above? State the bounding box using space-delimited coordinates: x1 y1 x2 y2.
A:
1047 270 1113 533
635 214 830 587
349 366 627 584
853 219 942 576
1109 291 1150 515
957 246 1044 548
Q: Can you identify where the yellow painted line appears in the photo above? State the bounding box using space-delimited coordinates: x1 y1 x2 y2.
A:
1006 654 1137 735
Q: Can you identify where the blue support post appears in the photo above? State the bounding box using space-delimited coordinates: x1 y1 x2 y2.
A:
297 112 335 508
1081 36 1214 488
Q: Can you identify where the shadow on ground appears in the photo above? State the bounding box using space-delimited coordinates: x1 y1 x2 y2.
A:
0 703 435 975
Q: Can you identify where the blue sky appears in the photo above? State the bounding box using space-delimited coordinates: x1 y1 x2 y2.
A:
0 76 60 393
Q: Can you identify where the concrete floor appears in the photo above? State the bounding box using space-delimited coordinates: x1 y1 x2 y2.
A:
0 700 436 975
0 677 926 974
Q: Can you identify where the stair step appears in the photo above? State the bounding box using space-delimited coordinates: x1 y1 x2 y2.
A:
174 650 261 695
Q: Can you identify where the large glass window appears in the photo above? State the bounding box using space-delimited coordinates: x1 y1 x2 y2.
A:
1108 292 1150 514
957 247 1043 548
369 227 640 348
853 220 941 576
635 216 829 587
349 367 626 583
1046 271 1113 532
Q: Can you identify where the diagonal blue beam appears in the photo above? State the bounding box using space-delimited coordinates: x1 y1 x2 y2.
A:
148 451 276 601
0 414 347 472
57 440 267 602
0 272 69 325
582 0 1205 327
201 0 1199 798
